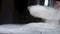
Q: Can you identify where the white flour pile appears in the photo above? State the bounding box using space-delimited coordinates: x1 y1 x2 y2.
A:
0 23 60 34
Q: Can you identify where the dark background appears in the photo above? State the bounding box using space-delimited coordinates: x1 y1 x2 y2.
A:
0 0 44 24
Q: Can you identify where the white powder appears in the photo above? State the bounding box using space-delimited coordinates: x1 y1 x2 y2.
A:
28 5 60 20
0 23 60 34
